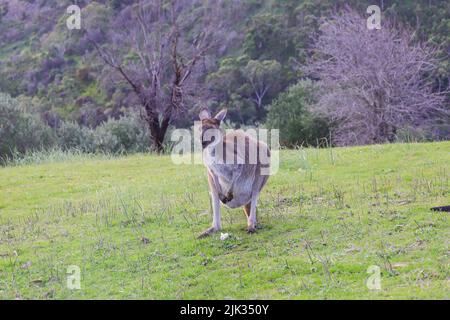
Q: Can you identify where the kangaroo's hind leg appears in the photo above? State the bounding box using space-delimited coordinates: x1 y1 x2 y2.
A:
243 203 251 218
198 172 222 238
246 173 269 234
246 193 259 234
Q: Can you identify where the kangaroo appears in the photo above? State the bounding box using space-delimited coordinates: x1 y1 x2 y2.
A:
198 108 270 238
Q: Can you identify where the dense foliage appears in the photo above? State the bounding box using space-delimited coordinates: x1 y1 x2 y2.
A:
0 93 55 158
265 80 329 147
0 94 151 161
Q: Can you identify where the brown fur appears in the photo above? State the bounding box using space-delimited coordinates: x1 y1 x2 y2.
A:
198 108 270 237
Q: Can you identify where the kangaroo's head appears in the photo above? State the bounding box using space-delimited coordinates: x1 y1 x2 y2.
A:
199 108 227 149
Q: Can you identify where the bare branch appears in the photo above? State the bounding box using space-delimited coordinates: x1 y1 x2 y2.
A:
305 9 448 145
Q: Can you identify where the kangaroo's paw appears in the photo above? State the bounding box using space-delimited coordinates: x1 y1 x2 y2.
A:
219 193 233 204
219 194 227 203
197 227 218 239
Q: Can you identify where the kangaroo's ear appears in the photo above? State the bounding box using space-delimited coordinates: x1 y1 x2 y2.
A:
214 108 227 122
199 108 211 120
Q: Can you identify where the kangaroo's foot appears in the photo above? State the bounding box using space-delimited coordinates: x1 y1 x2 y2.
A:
246 225 257 234
197 226 219 239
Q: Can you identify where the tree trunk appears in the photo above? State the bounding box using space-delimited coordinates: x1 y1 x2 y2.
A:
255 101 263 121
152 132 165 153
146 109 171 154
377 121 396 143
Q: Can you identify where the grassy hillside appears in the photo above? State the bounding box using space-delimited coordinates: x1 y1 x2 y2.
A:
0 142 449 299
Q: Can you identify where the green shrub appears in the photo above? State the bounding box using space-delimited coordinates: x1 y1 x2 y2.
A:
265 80 329 147
57 121 96 153
91 111 150 154
0 93 56 160
56 111 151 155
0 94 152 162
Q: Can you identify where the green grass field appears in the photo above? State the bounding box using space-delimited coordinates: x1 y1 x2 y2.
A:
0 142 449 299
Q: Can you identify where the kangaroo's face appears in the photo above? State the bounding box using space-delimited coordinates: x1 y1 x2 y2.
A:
199 108 227 149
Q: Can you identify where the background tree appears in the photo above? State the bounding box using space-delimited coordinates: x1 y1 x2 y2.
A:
207 57 283 124
206 56 254 124
243 59 282 121
89 0 228 152
266 80 329 147
305 9 448 146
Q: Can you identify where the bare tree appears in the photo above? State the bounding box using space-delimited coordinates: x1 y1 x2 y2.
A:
305 9 448 146
89 0 227 152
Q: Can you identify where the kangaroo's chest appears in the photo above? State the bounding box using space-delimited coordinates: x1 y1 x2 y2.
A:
208 162 238 191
